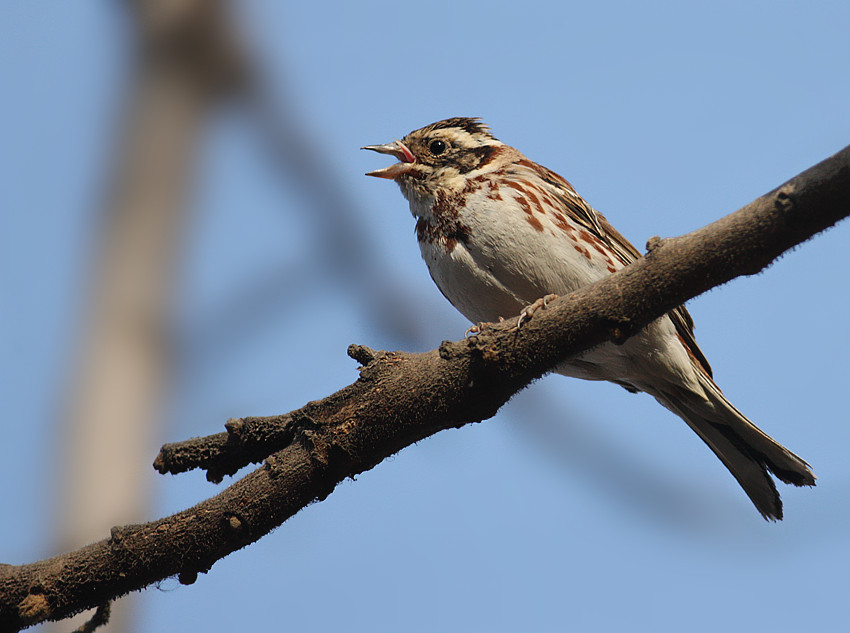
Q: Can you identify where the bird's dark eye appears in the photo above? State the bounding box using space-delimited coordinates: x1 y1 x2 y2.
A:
429 139 447 155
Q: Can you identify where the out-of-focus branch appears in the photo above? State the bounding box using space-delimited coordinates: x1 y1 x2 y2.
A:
6 145 847 631
54 1 246 631
244 81 443 346
174 61 451 362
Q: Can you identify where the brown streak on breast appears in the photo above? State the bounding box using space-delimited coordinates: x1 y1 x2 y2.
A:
521 182 546 215
503 180 528 195
578 230 611 258
591 241 609 257
506 179 545 215
531 194 545 215
578 230 595 245
552 212 575 234
577 227 620 271
515 194 533 216
485 179 503 200
462 178 482 194
526 216 544 232
416 190 472 254
514 193 544 232
573 244 592 260
541 192 558 209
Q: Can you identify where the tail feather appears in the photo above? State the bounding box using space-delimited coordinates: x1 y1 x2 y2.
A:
656 374 815 521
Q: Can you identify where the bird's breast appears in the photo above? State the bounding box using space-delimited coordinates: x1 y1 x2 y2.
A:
412 183 613 324
414 189 472 255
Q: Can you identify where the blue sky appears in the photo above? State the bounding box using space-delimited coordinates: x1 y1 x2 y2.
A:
3 1 850 631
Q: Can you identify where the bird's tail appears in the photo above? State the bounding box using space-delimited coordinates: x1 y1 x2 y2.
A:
654 371 815 520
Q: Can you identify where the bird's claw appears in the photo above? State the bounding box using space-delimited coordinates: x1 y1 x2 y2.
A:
516 294 559 329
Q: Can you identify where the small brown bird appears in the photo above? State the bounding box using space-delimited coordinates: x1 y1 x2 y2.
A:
364 117 815 519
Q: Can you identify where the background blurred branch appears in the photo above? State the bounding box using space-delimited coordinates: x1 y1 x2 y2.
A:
4 144 847 631
53 1 246 631
172 59 454 363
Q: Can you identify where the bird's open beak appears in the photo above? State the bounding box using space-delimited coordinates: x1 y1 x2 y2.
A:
361 139 416 179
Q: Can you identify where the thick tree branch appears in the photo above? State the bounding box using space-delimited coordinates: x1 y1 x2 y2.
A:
1 145 848 630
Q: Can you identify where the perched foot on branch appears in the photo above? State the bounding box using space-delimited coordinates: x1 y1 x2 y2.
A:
516 294 559 329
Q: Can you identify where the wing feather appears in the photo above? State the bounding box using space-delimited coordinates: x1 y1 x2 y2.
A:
521 161 714 377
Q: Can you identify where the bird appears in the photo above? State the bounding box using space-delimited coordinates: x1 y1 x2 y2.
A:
362 116 815 520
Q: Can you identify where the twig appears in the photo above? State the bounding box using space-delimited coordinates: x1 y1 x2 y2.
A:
154 414 298 482
71 603 110 633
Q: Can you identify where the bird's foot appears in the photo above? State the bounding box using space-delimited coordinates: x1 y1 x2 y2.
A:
465 323 484 337
516 294 558 329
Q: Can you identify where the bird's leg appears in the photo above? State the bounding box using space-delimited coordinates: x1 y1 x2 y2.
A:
516 294 559 329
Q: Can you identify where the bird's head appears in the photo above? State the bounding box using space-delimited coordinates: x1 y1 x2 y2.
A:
363 117 511 200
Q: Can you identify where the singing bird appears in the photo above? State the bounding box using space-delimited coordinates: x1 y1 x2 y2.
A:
363 117 815 519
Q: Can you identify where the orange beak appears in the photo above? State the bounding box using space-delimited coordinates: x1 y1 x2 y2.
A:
361 139 416 179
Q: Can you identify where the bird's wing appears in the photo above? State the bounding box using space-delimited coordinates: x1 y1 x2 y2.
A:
534 162 714 377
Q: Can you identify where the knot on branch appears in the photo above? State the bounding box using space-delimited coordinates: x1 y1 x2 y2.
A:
440 324 506 365
459 331 504 366
347 344 377 366
224 417 246 440
177 557 213 586
223 512 248 536
438 339 461 360
774 185 799 227
262 412 347 473
109 524 142 549
645 235 666 255
17 592 50 625
152 448 176 475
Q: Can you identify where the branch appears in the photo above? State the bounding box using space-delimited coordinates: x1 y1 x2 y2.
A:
153 414 299 483
2 145 848 631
